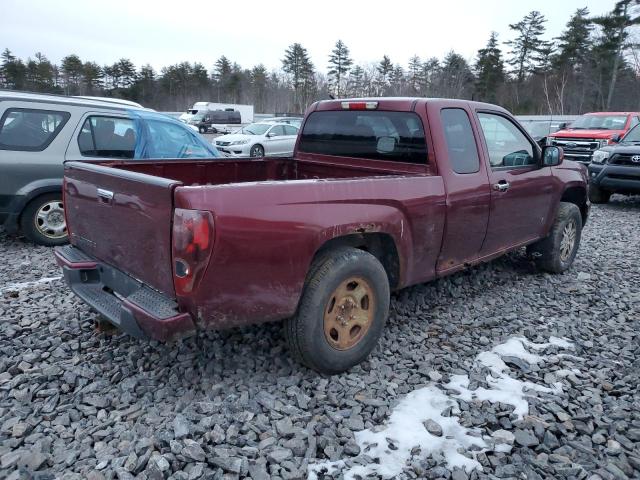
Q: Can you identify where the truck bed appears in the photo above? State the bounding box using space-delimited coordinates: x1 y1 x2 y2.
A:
110 156 417 186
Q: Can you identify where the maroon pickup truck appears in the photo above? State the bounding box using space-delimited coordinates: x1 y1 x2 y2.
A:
55 98 589 374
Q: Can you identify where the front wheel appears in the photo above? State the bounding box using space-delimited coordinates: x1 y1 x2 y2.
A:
527 202 582 273
284 247 390 374
588 184 611 204
198 126 206 134
20 193 68 246
250 144 264 158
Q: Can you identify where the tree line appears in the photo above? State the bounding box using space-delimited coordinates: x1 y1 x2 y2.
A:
1 0 639 114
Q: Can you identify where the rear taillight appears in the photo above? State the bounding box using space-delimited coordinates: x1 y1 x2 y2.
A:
172 209 214 295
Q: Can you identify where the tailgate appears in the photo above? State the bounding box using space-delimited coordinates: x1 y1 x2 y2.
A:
64 161 181 296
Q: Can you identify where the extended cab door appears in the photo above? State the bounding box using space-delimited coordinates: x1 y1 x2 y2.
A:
429 103 491 275
475 111 555 255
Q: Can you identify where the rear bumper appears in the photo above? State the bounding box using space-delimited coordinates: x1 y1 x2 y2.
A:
588 163 640 194
54 245 196 341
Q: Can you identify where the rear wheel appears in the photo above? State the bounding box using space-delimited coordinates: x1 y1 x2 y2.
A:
20 193 68 246
250 144 264 158
284 247 390 374
527 202 582 273
588 184 611 204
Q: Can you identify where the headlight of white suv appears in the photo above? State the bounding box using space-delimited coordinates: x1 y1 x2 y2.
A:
230 140 249 145
591 150 610 164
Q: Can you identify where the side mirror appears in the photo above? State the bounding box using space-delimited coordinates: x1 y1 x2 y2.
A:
610 133 621 143
267 132 276 138
542 145 564 166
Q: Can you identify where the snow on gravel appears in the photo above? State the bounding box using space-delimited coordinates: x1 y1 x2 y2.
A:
309 337 574 479
0 196 639 480
0 276 62 295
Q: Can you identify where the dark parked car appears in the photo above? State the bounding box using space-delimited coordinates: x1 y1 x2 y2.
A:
588 123 640 203
55 98 588 373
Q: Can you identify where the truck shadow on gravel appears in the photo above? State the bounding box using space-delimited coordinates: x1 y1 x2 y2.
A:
73 246 550 383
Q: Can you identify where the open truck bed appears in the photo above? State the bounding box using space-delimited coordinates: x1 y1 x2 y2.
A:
59 156 445 341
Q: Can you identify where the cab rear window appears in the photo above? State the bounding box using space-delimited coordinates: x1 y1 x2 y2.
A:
0 108 70 151
298 111 428 164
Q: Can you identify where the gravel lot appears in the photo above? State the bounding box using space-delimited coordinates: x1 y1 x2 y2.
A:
1 197 639 480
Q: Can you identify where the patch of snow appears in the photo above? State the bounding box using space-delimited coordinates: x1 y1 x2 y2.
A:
308 337 575 480
0 275 62 294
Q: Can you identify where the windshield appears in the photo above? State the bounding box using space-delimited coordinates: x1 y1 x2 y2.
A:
622 124 640 143
241 123 270 135
569 115 627 130
522 122 551 138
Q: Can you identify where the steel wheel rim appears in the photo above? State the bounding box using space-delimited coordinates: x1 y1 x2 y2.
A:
323 276 375 351
251 146 262 157
559 220 576 262
35 200 67 239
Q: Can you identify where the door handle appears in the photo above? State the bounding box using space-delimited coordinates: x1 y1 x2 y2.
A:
493 181 510 192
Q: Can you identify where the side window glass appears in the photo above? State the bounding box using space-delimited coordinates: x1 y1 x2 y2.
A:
0 108 70 151
146 120 215 158
78 116 136 159
441 108 480 174
630 116 640 128
269 125 285 137
477 113 534 168
284 125 299 136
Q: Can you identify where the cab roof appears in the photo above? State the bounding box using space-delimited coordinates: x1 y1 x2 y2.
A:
312 97 509 114
583 112 639 116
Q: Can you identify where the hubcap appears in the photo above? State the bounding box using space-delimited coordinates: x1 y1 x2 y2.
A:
323 277 375 351
559 220 576 262
35 200 67 239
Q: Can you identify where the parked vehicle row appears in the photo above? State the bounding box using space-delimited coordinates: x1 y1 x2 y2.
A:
54 97 588 373
0 91 220 246
546 111 640 164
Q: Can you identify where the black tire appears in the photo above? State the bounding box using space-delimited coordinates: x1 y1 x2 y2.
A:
284 247 390 374
20 193 68 246
527 202 582 273
588 184 611 204
198 126 206 134
250 144 264 157
210 127 218 134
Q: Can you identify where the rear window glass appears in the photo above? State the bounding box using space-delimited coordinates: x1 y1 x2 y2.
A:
0 108 70 151
441 108 480 174
79 116 136 159
298 111 427 164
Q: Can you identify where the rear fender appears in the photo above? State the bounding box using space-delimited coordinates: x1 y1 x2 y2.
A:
3 179 63 232
312 217 411 289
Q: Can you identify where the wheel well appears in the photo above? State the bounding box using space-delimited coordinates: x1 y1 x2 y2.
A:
18 189 63 222
561 186 588 224
314 233 400 289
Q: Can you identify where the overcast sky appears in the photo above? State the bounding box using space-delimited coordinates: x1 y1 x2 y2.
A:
1 0 614 73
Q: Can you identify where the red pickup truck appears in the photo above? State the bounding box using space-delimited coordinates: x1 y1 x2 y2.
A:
546 112 640 163
55 98 589 374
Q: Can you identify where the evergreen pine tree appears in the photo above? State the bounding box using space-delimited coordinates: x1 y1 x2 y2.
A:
505 11 552 82
474 32 505 103
327 40 353 97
